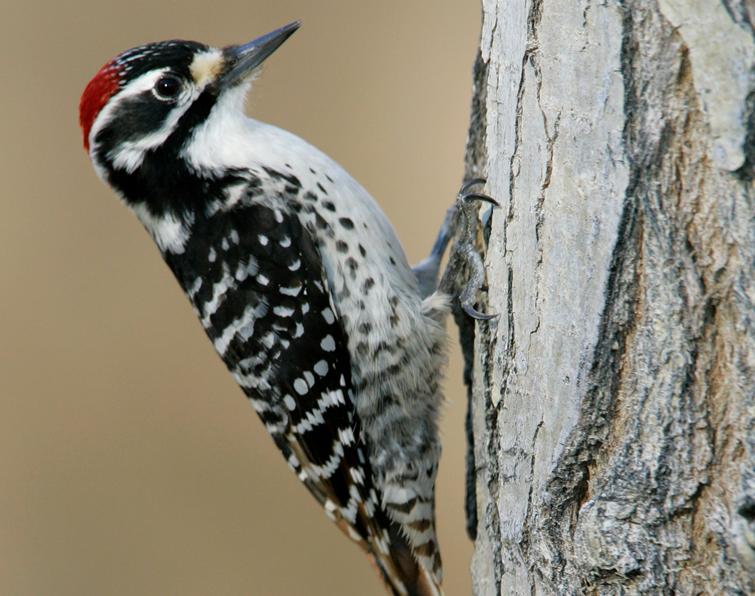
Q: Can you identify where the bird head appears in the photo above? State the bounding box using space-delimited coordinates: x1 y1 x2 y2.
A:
79 22 300 179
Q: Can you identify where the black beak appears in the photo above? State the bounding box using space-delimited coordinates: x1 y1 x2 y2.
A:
221 21 300 87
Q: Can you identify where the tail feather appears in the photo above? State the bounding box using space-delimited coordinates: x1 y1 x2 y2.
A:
368 522 442 596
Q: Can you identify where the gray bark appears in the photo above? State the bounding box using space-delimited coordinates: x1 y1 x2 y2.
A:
459 1 755 593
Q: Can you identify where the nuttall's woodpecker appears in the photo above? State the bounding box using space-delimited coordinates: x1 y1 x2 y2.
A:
79 21 495 596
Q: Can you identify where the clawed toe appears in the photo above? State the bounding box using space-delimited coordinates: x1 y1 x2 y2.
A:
457 179 498 321
461 191 500 208
436 178 499 321
459 177 487 195
458 178 499 208
462 302 499 321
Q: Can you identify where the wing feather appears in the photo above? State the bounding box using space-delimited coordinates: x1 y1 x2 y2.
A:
168 200 436 595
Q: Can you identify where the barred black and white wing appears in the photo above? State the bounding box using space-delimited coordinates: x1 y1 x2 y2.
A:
164 200 434 595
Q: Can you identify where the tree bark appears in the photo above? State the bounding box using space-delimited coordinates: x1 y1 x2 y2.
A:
461 1 754 593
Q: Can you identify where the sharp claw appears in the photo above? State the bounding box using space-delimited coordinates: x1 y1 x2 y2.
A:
462 302 498 321
439 178 498 317
461 192 500 208
459 177 487 195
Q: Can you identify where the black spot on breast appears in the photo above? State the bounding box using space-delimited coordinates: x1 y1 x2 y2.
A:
315 213 329 230
323 200 336 212
317 182 327 194
339 217 355 230
263 166 300 188
373 341 396 356
336 240 348 253
358 244 366 257
309 167 316 174
345 257 358 278
325 174 334 183
358 322 372 334
363 277 375 293
389 256 396 265
303 191 318 202
385 363 402 376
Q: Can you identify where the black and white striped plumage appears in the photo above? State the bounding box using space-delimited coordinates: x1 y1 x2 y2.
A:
80 23 448 596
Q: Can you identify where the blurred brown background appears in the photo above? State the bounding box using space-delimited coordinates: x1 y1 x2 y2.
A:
0 1 480 594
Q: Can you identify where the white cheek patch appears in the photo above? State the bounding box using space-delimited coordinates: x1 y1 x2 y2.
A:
89 68 198 174
181 83 252 172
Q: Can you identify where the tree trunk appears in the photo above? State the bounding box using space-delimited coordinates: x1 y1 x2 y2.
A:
460 1 754 593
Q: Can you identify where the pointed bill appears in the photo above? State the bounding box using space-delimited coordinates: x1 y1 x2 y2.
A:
221 21 301 87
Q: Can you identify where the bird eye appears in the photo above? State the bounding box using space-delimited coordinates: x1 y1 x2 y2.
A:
153 75 183 101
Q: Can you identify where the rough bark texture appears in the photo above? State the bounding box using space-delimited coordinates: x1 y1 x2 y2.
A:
463 1 754 593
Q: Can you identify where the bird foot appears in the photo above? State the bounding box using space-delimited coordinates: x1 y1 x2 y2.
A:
453 179 498 321
413 178 498 320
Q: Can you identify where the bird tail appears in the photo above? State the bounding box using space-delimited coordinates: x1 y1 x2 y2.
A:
367 521 442 596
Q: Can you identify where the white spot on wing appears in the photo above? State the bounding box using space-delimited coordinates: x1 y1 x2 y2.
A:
187 277 202 298
213 303 265 355
338 427 356 446
273 305 294 317
284 394 297 410
235 257 258 281
320 335 336 352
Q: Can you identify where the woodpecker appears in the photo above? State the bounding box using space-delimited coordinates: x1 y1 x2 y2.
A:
80 21 494 596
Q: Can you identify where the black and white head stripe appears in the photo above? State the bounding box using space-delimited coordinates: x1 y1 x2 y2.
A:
112 41 212 83
84 41 225 175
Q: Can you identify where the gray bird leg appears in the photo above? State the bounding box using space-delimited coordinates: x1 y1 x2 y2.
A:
412 205 455 298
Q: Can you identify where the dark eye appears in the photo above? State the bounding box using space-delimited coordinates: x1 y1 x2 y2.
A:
153 75 182 101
